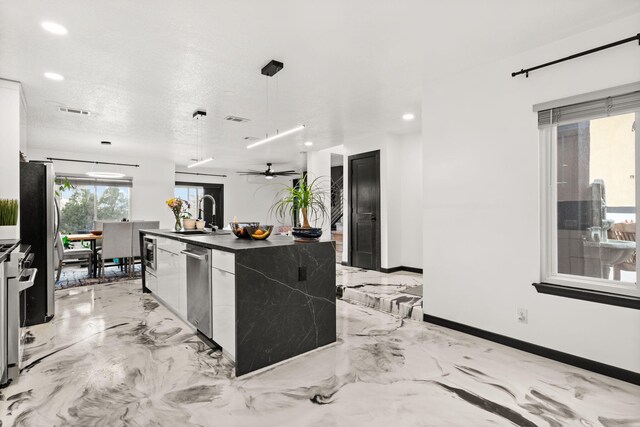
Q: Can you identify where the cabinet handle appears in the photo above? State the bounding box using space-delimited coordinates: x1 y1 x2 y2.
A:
180 250 208 261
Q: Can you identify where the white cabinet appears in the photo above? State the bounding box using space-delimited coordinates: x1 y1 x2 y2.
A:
212 249 236 360
155 247 172 301
212 267 235 359
211 249 235 274
175 251 187 319
145 271 158 293
155 240 187 320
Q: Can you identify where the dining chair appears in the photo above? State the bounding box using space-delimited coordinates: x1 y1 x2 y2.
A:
97 222 133 280
54 233 93 281
130 221 160 276
611 222 636 281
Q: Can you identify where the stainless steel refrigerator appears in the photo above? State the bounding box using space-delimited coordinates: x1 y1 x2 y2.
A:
19 161 58 325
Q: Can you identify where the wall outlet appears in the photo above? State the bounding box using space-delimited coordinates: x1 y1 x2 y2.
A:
517 308 528 324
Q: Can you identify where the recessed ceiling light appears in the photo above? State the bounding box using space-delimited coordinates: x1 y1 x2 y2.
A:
304 141 313 147
41 21 67 35
402 113 415 121
44 72 64 81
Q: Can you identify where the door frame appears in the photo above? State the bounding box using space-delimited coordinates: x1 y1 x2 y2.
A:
348 150 381 271
175 181 224 229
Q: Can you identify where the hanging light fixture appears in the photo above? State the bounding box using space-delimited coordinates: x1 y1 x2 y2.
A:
246 125 305 149
247 60 305 150
188 110 214 168
86 162 125 178
188 157 214 168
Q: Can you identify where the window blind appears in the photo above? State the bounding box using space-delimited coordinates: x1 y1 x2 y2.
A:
538 90 640 127
56 174 133 188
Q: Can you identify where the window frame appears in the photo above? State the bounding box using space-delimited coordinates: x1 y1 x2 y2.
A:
174 184 205 219
539 112 639 299
58 181 132 233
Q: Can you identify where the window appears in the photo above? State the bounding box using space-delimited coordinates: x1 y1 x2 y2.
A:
174 185 204 218
539 87 639 298
58 176 131 234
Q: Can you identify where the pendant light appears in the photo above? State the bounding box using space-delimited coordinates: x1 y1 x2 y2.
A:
86 161 125 178
246 60 305 149
188 110 214 168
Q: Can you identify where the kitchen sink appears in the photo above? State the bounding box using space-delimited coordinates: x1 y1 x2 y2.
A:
173 229 231 235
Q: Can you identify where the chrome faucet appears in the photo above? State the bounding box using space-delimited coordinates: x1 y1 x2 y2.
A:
198 194 217 230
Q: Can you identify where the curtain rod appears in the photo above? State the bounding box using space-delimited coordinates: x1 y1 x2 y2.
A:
47 157 140 167
512 33 639 78
175 171 227 178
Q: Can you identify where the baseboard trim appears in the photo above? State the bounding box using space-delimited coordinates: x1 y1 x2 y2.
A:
423 313 640 386
381 266 423 274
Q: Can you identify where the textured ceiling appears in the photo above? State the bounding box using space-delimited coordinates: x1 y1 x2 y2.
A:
1 0 638 171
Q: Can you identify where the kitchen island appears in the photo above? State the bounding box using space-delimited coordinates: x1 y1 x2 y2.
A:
140 229 336 376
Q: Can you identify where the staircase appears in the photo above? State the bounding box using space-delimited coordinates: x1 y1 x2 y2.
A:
331 175 344 228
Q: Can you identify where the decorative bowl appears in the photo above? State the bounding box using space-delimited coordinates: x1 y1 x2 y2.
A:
229 222 260 239
90 230 103 236
183 218 197 230
246 225 274 241
292 227 322 242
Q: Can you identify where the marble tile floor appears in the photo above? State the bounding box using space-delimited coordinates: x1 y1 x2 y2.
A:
337 264 424 319
57 262 424 323
2 280 638 426
56 264 142 290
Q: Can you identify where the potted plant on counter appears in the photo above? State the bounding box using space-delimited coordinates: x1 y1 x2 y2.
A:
166 197 190 232
270 174 330 242
0 199 19 239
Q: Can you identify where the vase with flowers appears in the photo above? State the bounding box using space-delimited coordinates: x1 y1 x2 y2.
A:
166 197 191 231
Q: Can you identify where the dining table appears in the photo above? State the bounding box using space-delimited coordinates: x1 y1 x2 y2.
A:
65 233 102 278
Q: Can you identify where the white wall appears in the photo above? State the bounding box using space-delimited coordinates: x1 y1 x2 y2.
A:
174 167 295 227
422 13 640 372
307 149 332 240
342 131 423 269
25 147 295 232
400 132 423 269
0 79 26 239
27 148 175 228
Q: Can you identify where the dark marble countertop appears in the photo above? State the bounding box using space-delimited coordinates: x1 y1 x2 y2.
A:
140 229 331 253
0 239 21 263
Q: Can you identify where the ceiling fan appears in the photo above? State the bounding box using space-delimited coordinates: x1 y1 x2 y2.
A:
236 163 298 180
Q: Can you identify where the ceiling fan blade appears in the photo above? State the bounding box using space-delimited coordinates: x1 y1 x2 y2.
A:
273 170 296 174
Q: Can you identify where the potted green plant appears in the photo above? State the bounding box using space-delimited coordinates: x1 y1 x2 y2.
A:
270 174 330 241
0 199 19 239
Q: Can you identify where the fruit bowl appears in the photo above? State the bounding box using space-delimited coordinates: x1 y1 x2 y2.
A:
229 222 260 239
246 225 274 241
90 230 103 236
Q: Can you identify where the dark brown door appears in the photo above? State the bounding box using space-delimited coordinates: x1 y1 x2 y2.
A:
349 150 381 270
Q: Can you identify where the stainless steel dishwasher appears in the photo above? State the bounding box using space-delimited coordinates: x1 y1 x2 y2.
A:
182 244 212 339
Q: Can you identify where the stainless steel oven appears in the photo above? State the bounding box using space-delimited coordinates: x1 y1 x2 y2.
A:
142 236 157 273
2 244 36 387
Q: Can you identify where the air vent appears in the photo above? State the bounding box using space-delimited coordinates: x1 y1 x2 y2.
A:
224 115 250 123
243 136 259 141
58 106 91 116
